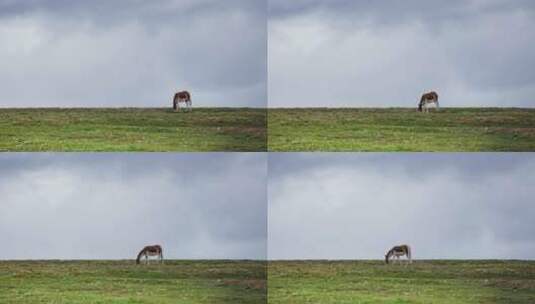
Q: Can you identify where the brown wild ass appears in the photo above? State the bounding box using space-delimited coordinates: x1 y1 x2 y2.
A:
418 91 439 112
385 244 412 264
136 245 164 264
173 91 192 112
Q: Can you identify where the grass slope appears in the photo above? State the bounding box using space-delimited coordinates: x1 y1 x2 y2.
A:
268 108 535 151
0 108 266 151
268 260 535 304
0 260 266 304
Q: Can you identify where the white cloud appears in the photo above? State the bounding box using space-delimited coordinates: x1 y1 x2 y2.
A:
0 153 267 260
268 154 535 260
268 1 535 107
0 0 266 107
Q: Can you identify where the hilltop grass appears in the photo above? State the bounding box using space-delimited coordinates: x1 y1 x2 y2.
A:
0 108 266 151
268 260 535 304
0 260 266 304
268 108 535 151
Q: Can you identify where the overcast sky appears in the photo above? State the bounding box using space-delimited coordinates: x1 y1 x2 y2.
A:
0 153 266 260
269 0 535 107
269 153 535 260
0 0 266 107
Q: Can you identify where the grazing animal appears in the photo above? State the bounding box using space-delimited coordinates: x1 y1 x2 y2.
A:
173 90 192 112
136 245 164 264
385 244 412 265
418 91 439 113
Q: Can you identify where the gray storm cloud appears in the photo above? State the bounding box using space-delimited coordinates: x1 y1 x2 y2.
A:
269 0 535 107
268 153 535 260
0 0 266 107
0 153 267 260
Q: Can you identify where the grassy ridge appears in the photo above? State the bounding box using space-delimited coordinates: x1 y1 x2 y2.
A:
0 260 266 304
0 108 266 151
268 108 535 151
268 260 535 304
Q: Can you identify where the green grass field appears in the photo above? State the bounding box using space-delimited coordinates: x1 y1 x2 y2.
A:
0 260 266 304
0 108 266 151
268 108 535 151
268 260 535 304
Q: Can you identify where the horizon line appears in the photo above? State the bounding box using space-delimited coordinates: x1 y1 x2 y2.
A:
267 258 535 261
1 106 534 109
0 258 267 261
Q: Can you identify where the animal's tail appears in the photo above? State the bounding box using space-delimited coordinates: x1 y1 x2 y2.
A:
406 245 412 263
173 94 177 110
136 248 145 264
160 247 164 262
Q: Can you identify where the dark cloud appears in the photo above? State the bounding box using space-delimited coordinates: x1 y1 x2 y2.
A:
269 0 535 107
269 153 535 260
269 0 535 24
0 153 267 260
0 0 266 107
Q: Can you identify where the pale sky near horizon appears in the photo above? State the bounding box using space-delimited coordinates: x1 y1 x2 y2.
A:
269 153 535 260
0 0 266 108
0 153 267 260
269 0 535 107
